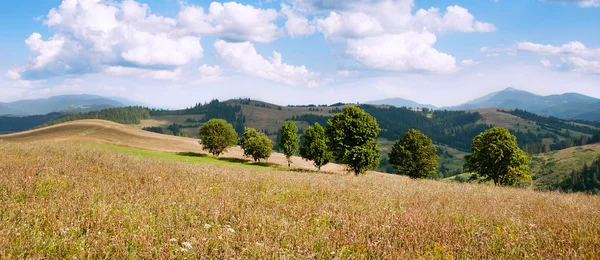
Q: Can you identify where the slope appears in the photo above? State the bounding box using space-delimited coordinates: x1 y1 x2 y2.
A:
0 94 129 116
0 119 345 173
530 142 600 190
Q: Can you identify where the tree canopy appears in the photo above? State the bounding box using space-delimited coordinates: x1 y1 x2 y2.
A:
240 128 273 162
299 122 332 170
325 106 381 175
198 119 238 156
278 120 300 166
389 129 439 179
464 127 532 186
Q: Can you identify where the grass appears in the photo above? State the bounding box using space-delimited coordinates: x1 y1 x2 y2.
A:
85 143 288 171
530 143 600 190
1 142 600 258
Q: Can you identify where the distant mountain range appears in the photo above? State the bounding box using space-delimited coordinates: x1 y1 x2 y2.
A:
366 88 600 121
365 98 437 110
0 94 140 116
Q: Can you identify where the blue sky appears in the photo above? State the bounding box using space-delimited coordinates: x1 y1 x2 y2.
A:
1 0 599 108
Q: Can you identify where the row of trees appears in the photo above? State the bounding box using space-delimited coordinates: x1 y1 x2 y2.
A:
197 107 532 186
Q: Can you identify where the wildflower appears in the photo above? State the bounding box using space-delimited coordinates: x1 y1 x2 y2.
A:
204 224 211 229
227 227 235 233
182 242 192 250
169 238 177 243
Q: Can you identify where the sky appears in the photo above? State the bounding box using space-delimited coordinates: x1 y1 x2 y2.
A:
0 0 599 108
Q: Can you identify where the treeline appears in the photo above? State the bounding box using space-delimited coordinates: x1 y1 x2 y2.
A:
501 109 597 135
149 99 245 135
558 157 600 194
288 114 330 127
40 107 151 127
0 112 69 133
358 105 489 152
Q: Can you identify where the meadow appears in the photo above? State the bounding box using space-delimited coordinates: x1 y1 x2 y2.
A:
1 141 599 259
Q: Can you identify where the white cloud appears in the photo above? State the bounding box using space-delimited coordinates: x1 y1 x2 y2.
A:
561 57 600 73
281 4 316 37
307 0 493 73
413 6 496 33
104 66 183 80
198 65 223 82
541 59 553 68
461 60 481 66
516 41 600 57
486 53 501 57
214 40 320 86
207 2 280 43
10 0 203 81
346 32 457 73
543 0 599 8
336 70 358 77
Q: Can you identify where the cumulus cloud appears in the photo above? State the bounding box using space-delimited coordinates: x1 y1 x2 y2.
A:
346 32 458 73
10 0 203 81
560 57 600 73
281 4 316 37
461 60 481 66
198 65 223 82
207 2 281 43
542 0 599 7
519 41 600 74
104 66 183 80
306 0 494 73
516 41 600 57
214 40 320 86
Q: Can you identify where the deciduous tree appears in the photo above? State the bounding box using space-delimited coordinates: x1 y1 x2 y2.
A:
389 129 439 178
464 127 532 186
240 128 273 162
299 122 332 170
198 119 238 156
325 106 380 175
278 120 300 167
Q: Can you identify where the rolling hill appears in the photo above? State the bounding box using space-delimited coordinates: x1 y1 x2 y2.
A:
0 119 345 173
448 87 600 121
0 94 135 116
530 143 600 190
1 120 600 258
365 98 437 109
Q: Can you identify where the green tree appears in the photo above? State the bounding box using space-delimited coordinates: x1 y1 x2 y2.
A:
464 127 532 186
240 128 273 162
325 106 381 175
389 129 439 178
198 119 238 156
278 120 300 166
299 123 332 170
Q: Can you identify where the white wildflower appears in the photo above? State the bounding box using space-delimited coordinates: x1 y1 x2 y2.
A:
227 227 235 233
182 242 192 250
204 224 211 229
169 238 177 243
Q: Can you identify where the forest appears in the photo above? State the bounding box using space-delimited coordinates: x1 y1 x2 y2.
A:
558 157 600 194
0 112 69 133
40 107 151 127
358 105 489 152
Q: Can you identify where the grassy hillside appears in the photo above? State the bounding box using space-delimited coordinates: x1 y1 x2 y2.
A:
530 143 600 190
1 140 599 258
0 120 345 173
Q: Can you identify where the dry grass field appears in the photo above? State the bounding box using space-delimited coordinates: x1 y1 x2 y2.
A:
1 120 600 258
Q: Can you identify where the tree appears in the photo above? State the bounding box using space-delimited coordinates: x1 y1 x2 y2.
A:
198 119 238 156
389 129 439 179
325 106 381 175
278 120 300 167
299 123 332 170
240 128 273 162
464 127 532 186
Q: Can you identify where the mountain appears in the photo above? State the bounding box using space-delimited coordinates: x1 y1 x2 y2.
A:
365 98 437 109
0 94 136 116
447 87 600 121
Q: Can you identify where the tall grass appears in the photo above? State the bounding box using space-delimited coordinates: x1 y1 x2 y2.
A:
1 142 599 259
